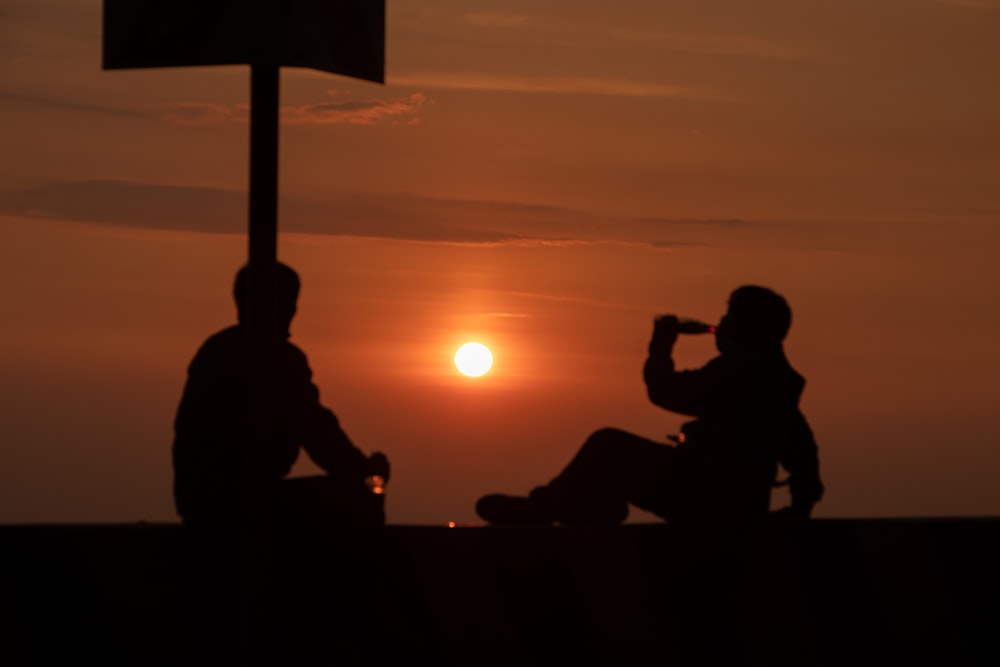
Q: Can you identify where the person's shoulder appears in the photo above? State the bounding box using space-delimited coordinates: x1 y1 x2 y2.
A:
189 325 241 366
197 325 242 352
761 351 806 398
280 336 308 358
766 349 804 381
782 358 806 394
278 338 313 374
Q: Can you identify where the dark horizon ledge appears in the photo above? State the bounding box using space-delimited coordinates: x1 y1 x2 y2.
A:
2 519 998 665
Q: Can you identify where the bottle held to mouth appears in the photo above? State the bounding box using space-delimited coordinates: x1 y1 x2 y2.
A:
679 318 716 334
657 315 716 334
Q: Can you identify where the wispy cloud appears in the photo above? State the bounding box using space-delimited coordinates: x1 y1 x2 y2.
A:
606 28 817 61
157 102 248 126
0 88 428 128
0 180 245 233
426 7 818 63
462 11 532 29
389 73 734 101
934 0 1000 8
636 217 745 227
155 92 429 126
282 93 428 125
478 312 533 319
0 179 748 247
0 90 144 118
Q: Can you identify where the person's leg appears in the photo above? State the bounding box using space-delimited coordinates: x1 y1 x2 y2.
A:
278 475 385 527
533 428 678 523
477 428 677 524
271 477 386 660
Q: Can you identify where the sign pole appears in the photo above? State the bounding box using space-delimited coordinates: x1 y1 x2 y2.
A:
248 63 279 269
243 60 280 659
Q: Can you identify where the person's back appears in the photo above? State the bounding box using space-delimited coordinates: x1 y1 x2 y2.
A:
172 263 387 527
653 348 808 521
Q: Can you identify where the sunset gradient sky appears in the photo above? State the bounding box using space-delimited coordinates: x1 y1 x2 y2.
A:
1 0 999 524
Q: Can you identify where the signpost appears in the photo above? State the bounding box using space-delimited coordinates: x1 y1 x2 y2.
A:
104 0 384 80
104 0 384 657
104 0 383 296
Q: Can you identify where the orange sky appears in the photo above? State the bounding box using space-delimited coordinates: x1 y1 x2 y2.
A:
1 0 999 524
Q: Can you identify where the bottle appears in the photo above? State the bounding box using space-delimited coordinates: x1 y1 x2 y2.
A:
365 475 385 495
656 315 716 334
679 318 716 334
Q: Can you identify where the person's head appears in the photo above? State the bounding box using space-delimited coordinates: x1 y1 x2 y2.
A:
233 262 301 335
715 285 792 354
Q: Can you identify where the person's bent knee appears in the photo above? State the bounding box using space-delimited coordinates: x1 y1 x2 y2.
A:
579 428 632 460
586 427 630 444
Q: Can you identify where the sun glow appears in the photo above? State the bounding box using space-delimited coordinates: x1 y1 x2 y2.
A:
454 342 493 377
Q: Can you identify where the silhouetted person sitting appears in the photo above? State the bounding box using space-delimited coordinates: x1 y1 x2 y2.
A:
172 263 389 529
476 285 823 525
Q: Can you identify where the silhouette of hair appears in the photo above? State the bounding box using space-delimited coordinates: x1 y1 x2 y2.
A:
727 285 792 344
233 262 300 323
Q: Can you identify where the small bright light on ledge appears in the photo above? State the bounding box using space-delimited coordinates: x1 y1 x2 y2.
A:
447 521 456 528
454 342 493 377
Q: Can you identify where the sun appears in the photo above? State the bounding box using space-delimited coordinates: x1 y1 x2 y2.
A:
454 342 493 377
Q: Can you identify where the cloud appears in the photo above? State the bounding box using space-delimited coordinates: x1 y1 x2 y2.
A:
479 312 533 319
388 73 734 101
416 7 817 63
635 217 745 227
0 179 747 247
157 102 249 126
462 12 532 29
934 0 1000 8
0 180 245 234
282 93 428 125
606 28 816 61
156 93 429 126
1 88 427 128
0 90 144 119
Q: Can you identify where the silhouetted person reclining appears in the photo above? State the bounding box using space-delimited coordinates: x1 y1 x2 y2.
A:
173 263 389 528
476 285 823 525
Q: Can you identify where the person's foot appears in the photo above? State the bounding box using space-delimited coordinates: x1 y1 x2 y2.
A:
475 494 551 525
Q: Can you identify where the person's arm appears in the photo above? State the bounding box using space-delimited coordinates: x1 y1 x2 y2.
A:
643 316 723 417
301 406 372 480
774 410 824 519
282 345 382 481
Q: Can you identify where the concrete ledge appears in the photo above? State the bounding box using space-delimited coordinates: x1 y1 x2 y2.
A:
1 519 997 665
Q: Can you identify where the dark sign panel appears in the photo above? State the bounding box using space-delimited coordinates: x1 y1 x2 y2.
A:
103 0 384 83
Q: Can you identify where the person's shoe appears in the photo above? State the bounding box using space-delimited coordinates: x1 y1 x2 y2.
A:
475 494 550 525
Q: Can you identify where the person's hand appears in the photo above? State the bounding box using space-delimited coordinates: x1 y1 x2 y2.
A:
650 315 680 354
368 452 390 482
